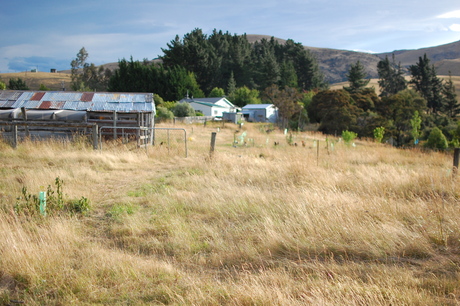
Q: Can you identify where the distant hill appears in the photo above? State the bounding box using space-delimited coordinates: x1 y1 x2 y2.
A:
377 40 460 76
3 35 460 89
246 35 460 83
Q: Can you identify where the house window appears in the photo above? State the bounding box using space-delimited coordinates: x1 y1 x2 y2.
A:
214 110 218 115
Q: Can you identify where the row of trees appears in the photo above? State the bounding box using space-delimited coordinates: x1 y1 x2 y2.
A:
160 29 327 94
308 55 459 148
0 78 29 90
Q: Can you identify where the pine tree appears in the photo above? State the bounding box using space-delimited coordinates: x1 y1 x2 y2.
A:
377 55 406 97
409 54 444 114
344 61 370 94
278 60 298 88
441 72 459 118
227 71 236 97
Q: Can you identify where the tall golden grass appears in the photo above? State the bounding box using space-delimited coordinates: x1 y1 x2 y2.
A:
0 72 71 91
1 122 459 305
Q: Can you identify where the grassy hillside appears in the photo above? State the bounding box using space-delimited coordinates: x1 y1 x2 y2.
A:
1 122 460 305
0 71 71 91
377 40 460 71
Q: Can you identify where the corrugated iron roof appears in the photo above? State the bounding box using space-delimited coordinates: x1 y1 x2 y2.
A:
0 91 155 113
31 92 46 101
0 91 24 101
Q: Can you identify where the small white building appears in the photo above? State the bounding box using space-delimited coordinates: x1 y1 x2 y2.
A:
242 104 278 123
178 97 238 118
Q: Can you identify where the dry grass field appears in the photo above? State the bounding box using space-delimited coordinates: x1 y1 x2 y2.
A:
0 72 71 91
0 122 459 305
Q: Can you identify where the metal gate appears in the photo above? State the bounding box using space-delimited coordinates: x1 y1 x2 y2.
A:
98 126 188 157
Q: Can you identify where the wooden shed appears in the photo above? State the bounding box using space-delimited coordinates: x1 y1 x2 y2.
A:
0 90 156 145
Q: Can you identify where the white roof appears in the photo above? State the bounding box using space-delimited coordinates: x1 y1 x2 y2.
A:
242 104 275 109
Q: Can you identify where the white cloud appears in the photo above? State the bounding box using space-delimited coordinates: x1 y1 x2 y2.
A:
437 10 460 19
449 24 460 31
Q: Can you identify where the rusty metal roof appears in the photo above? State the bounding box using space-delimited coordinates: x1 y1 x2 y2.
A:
0 91 155 113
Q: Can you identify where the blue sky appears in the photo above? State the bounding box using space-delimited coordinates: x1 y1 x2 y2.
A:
1 0 460 73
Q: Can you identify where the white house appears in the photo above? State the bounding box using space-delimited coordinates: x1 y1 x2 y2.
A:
242 104 278 123
178 97 238 118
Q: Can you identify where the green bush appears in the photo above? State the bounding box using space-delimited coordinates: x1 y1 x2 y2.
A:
425 127 448 150
342 130 358 144
156 106 174 120
373 126 385 143
173 103 196 117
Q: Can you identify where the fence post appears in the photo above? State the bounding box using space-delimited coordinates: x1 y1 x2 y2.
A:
113 111 117 139
92 124 98 150
12 124 18 149
21 107 29 138
316 140 320 166
454 148 460 176
210 132 217 157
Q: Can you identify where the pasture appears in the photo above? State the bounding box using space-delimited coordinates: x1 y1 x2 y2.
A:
0 121 459 305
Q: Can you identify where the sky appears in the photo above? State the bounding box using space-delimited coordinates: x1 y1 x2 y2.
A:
1 0 460 73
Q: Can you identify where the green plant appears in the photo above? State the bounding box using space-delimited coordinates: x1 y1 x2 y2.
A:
156 106 174 120
342 130 357 144
425 127 448 150
14 186 40 216
373 126 385 143
286 132 294 145
70 196 90 215
410 111 422 145
14 177 90 216
46 177 64 211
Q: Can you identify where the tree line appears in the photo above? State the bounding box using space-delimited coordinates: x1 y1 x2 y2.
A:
308 55 458 148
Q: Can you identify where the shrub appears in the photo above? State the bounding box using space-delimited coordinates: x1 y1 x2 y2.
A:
373 126 385 143
425 127 448 150
156 106 174 120
173 103 196 117
342 130 358 144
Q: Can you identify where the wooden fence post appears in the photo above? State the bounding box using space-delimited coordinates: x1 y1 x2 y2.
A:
210 132 217 157
21 107 29 138
113 111 117 139
316 140 320 166
453 148 460 176
12 124 18 149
